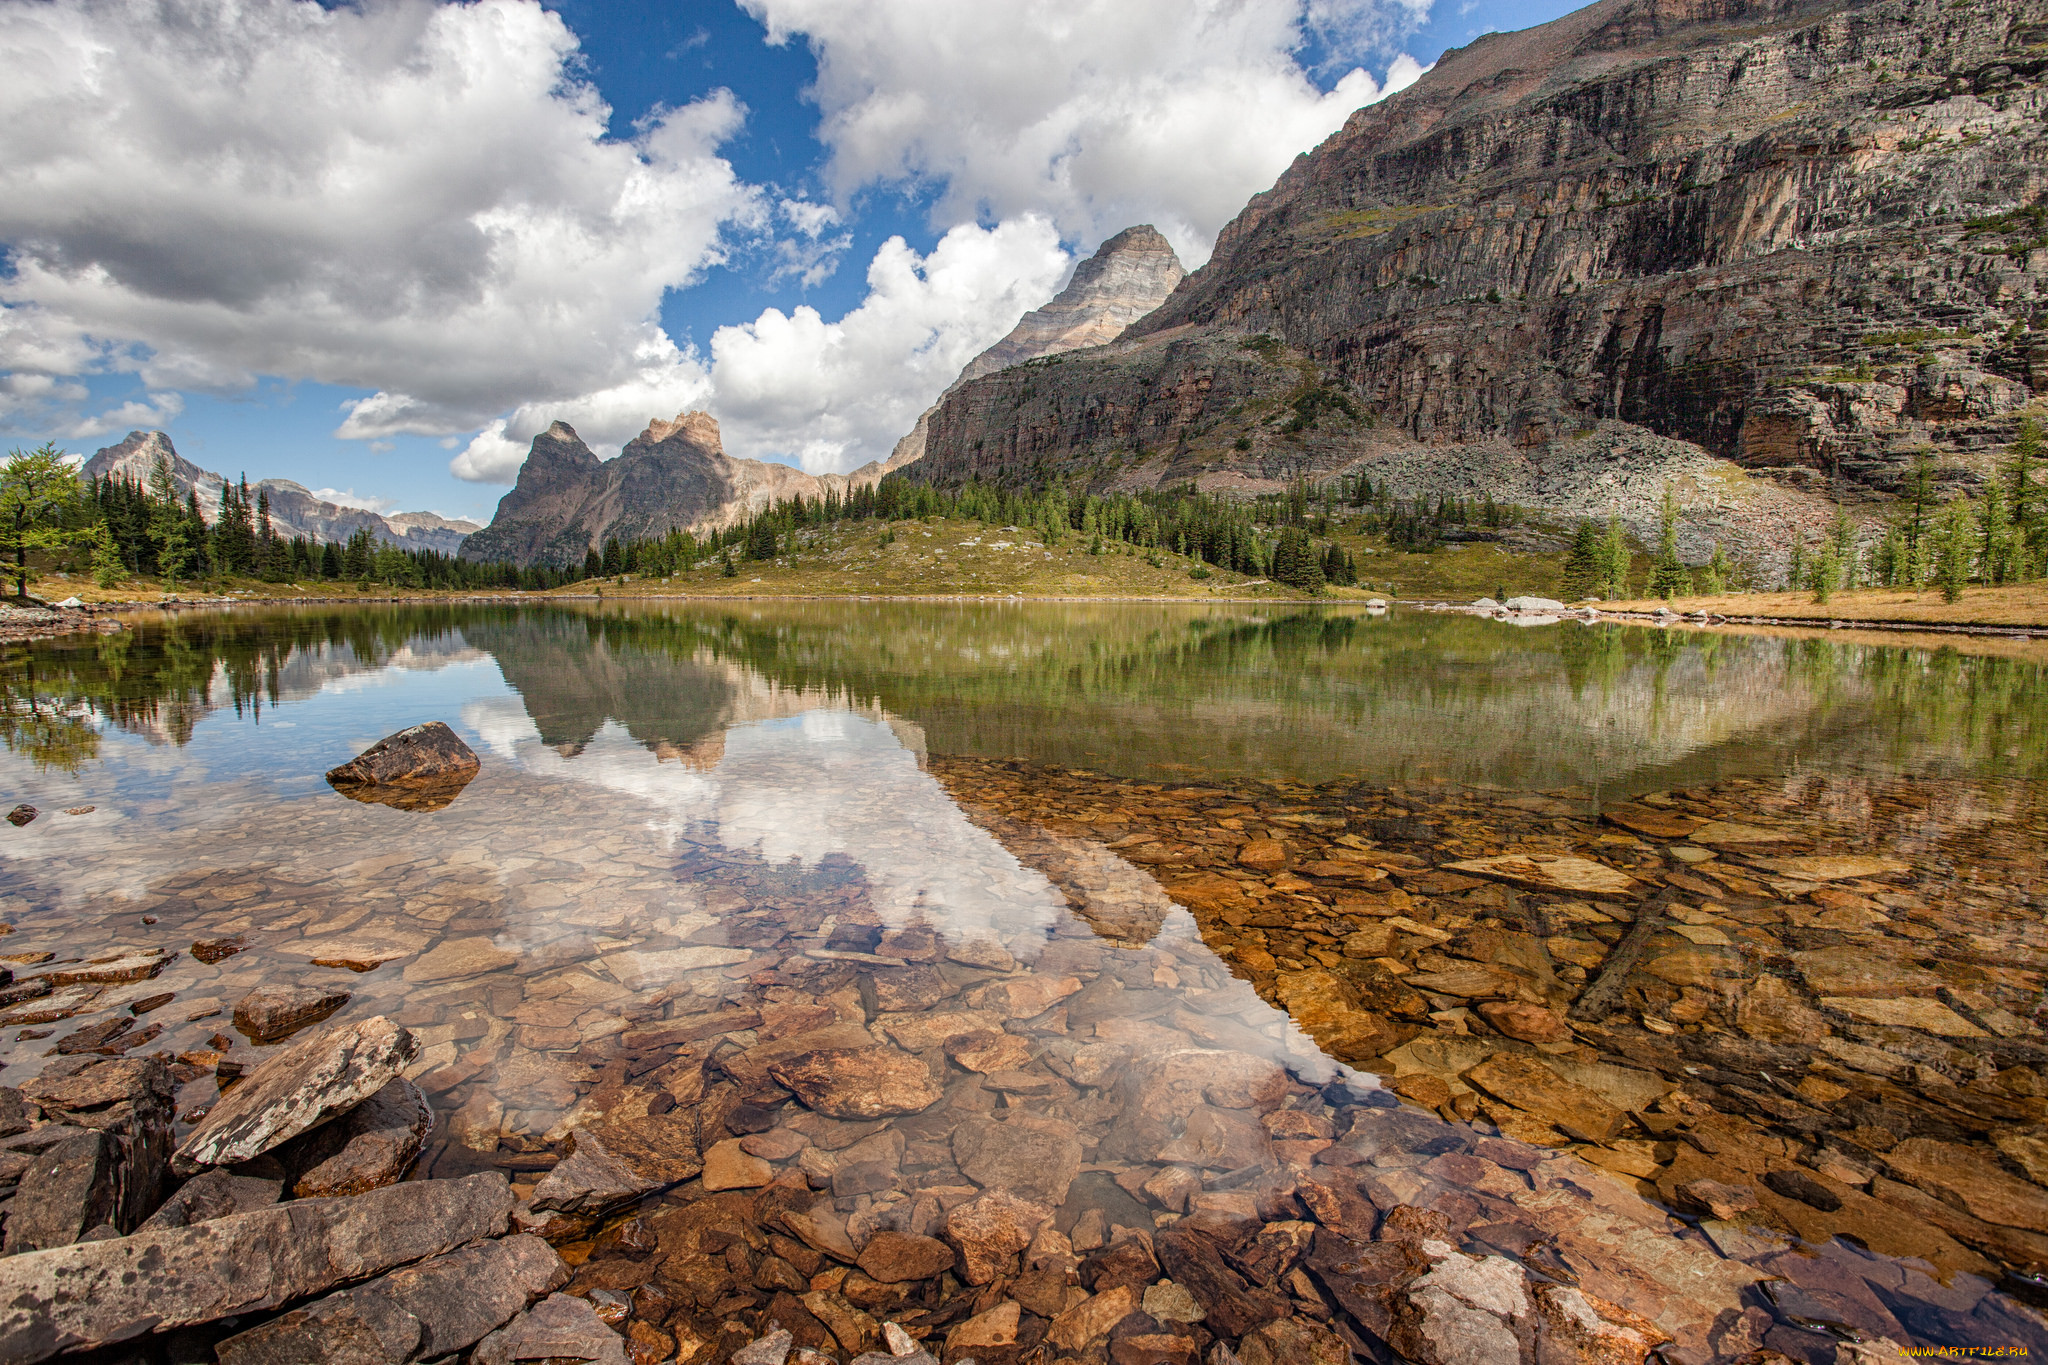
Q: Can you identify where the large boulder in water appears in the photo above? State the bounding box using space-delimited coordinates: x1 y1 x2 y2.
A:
325 722 479 811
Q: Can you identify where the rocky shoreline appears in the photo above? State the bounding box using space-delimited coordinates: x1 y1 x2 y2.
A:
1 745 2042 1363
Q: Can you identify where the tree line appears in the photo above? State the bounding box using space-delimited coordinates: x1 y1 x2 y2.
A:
0 443 583 598
573 475 1361 592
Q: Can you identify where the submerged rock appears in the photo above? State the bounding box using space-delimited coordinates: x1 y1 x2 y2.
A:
171 1015 420 1175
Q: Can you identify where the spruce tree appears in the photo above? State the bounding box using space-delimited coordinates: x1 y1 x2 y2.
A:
1935 500 1974 603
1647 486 1690 599
2009 418 2043 579
1978 478 2012 584
1562 521 1600 599
1598 516 1631 599
90 521 124 588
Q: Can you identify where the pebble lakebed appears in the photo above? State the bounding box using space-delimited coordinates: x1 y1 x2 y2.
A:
2 745 2045 1364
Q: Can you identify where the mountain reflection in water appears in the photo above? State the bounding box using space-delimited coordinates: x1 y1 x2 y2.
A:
0 602 2043 1364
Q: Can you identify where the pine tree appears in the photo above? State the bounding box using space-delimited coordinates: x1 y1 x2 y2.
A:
1700 544 1729 595
1597 516 1631 600
1935 500 1974 603
1901 454 1936 572
2009 418 2044 579
147 450 192 589
1647 486 1691 599
1978 478 2012 584
1830 507 1858 591
90 521 124 588
1562 521 1601 599
1786 539 1808 592
0 444 85 600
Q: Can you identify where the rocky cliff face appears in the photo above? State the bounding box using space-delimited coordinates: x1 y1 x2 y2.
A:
83 431 478 554
884 225 1187 469
911 0 2048 563
459 412 882 567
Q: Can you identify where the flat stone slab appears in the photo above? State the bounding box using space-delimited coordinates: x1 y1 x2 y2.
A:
215 1232 565 1365
1686 821 1806 849
1441 853 1638 900
0 1172 513 1363
232 985 350 1043
473 1291 628 1365
173 1015 420 1175
1600 804 1702 840
1820 997 1985 1037
403 936 518 983
1749 855 1909 882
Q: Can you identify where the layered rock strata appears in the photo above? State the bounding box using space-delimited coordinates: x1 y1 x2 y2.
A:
912 0 2048 563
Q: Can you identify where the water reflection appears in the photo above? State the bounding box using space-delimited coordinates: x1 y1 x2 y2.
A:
0 603 2044 1362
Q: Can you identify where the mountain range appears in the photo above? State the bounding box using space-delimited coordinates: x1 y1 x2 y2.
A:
82 431 479 555
459 226 1188 567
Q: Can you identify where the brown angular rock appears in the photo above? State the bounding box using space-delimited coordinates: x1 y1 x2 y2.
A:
231 984 351 1043
769 1046 943 1118
857 1229 955 1283
1049 1284 1138 1352
136 1168 281 1232
1 1130 120 1255
1463 1054 1624 1143
472 1291 628 1365
530 1130 665 1218
953 1112 1083 1205
1236 1317 1350 1365
1532 1283 1672 1365
191 936 248 964
16 1055 175 1238
173 1015 420 1175
1885 1138 2048 1232
0 1172 513 1364
1476 1000 1571 1044
213 1233 567 1365
1443 853 1638 900
274 1076 432 1198
944 1190 1053 1284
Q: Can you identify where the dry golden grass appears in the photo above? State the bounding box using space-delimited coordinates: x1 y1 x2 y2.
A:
1596 582 2048 629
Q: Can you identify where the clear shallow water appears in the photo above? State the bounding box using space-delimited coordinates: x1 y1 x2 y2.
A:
4 602 2048 1363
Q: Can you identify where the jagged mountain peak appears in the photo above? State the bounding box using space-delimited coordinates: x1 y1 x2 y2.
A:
636 410 723 450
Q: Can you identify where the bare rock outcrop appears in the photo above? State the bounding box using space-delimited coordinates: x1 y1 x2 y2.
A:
909 0 2048 567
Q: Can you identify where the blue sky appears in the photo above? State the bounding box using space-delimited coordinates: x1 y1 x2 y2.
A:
0 0 1578 527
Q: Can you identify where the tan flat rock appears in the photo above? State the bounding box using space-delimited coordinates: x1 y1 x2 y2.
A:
1751 855 1910 882
1442 853 1638 900
1793 946 1944 996
1687 822 1805 849
404 937 518 983
1601 805 1702 840
1820 997 1985 1036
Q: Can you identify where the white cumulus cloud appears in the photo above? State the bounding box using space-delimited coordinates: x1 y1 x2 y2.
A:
708 217 1072 474
0 0 762 442
740 0 1427 264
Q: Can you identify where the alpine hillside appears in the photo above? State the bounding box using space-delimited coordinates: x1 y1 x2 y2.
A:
907 0 2048 569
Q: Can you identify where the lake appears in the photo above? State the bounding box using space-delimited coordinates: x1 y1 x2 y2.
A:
3 600 2045 1364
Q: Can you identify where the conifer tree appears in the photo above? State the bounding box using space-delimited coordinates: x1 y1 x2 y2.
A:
90 521 124 588
1934 500 1974 603
1978 478 2012 584
1647 486 1691 599
0 444 85 601
1562 521 1601 599
1597 516 1631 599
2009 418 2044 579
